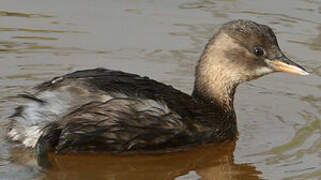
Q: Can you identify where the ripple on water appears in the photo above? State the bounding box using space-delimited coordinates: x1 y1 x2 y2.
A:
0 11 54 18
0 0 320 179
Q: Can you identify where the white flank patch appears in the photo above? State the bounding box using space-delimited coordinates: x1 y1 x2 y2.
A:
22 126 42 148
10 90 75 148
8 129 20 141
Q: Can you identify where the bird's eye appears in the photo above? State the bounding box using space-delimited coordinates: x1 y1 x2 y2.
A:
253 47 265 57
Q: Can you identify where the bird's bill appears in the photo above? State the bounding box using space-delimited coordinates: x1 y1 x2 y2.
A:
267 56 309 75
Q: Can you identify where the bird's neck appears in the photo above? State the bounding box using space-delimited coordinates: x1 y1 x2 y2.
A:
192 75 237 113
192 33 241 114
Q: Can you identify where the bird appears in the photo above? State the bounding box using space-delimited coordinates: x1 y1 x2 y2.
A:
7 20 308 166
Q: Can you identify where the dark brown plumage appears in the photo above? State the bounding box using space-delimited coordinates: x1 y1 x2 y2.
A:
36 68 236 153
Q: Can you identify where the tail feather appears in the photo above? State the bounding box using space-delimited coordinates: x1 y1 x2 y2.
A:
35 123 61 168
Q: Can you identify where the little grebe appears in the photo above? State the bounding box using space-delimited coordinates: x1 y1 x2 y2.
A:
7 20 308 161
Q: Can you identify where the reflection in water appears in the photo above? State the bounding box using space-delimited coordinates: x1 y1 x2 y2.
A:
0 28 79 33
258 116 321 179
178 0 216 10
288 40 321 51
12 36 58 41
0 40 96 56
237 11 319 25
6 72 58 81
178 0 239 18
0 11 54 18
248 87 321 179
17 64 73 71
310 25 321 52
8 142 261 180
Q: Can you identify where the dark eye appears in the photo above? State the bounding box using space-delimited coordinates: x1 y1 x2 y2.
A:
253 47 265 57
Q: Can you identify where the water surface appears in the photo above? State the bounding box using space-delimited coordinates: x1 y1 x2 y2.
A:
0 0 320 179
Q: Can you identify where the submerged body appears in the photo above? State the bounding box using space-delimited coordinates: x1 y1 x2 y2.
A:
7 20 308 160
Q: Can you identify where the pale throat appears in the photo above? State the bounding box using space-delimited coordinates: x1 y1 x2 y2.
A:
192 33 243 111
193 63 239 111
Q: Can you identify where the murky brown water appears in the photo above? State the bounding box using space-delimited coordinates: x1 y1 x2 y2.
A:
0 0 320 179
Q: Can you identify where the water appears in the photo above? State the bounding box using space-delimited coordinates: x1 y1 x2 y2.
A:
0 0 320 179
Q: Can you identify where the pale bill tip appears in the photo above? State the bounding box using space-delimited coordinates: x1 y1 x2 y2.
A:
293 65 310 76
300 71 310 76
